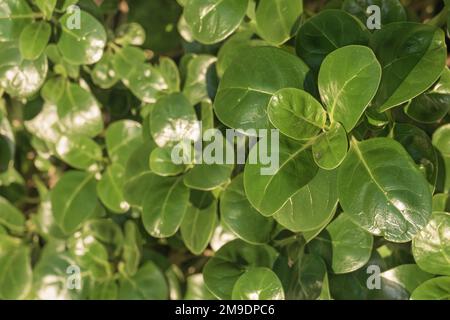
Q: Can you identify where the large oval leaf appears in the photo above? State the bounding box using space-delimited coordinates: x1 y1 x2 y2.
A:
184 0 249 44
221 174 275 244
0 42 48 98
371 22 446 112
274 169 338 232
255 0 303 45
318 45 381 131
342 0 406 27
338 138 432 242
141 175 190 238
51 171 99 234
214 47 310 131
412 212 450 276
244 136 318 216
295 9 369 71
58 10 107 65
325 214 373 274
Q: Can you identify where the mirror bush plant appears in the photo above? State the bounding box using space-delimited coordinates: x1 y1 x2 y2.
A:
0 0 449 300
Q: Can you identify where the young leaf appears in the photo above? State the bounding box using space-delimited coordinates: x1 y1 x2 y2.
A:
184 0 249 44
19 21 51 60
58 10 107 65
318 45 381 132
312 122 348 170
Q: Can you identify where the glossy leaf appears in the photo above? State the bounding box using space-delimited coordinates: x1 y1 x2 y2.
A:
244 136 318 216
255 0 303 45
184 0 249 44
214 47 310 131
150 147 185 177
19 21 51 60
412 212 450 276
318 45 382 131
274 169 338 232
97 164 129 214
410 277 450 300
221 174 275 244
295 9 369 71
58 10 107 65
106 120 143 167
342 0 406 26
268 88 327 141
51 171 99 234
55 135 102 170
371 22 446 112
312 122 348 170
338 138 432 242
232 267 285 300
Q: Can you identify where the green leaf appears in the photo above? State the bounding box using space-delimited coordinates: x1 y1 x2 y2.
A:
58 10 107 65
244 136 318 216
232 267 285 300
112 46 146 79
91 51 119 89
35 0 57 20
118 262 168 300
149 147 185 177
97 164 129 214
41 76 66 103
412 212 450 276
158 57 180 93
122 220 142 276
405 68 450 124
433 193 450 212
0 196 24 233
180 193 217 255
150 93 199 148
0 235 32 299
268 88 327 141
19 21 51 60
433 124 450 193
182 54 216 105
0 42 48 98
142 175 190 238
274 169 338 232
342 0 406 26
371 22 447 112
318 45 381 131
55 135 102 170
203 239 278 299
326 214 373 274
184 0 249 44
115 22 146 46
0 110 14 173
312 122 348 170
51 171 99 234
58 83 103 137
214 47 310 131
392 123 438 190
410 277 450 300
255 0 302 45
221 174 275 244
126 63 168 104
338 138 432 242
0 0 33 42
295 9 369 71
381 264 433 295
106 120 143 167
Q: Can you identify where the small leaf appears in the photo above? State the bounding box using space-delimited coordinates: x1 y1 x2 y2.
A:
150 147 185 177
268 88 327 141
312 122 348 170
318 45 381 131
106 120 142 167
0 196 25 233
19 21 51 60
97 164 129 214
55 135 102 170
58 10 107 65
